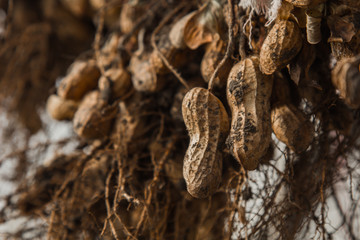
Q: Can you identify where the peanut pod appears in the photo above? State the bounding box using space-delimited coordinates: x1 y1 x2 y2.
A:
182 87 229 198
150 30 188 75
57 59 100 101
183 0 225 50
201 39 233 87
260 20 302 75
46 94 79 121
98 67 132 100
129 52 165 92
169 11 196 49
98 33 124 70
73 90 115 139
119 1 146 34
284 0 325 8
271 103 314 153
226 56 273 170
331 55 360 109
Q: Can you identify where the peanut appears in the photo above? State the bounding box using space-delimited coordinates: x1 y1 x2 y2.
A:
183 0 224 50
260 20 302 75
201 39 233 87
169 12 196 49
98 33 124 70
226 56 273 170
284 0 325 8
271 103 314 153
331 55 360 109
46 94 79 121
98 68 132 100
182 87 229 198
119 1 146 34
150 29 187 75
129 52 165 92
73 90 115 139
57 59 100 101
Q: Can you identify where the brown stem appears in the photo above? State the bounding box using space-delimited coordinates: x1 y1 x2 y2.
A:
208 0 235 92
151 3 190 90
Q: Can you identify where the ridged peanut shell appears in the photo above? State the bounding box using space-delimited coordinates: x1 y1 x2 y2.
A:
271 104 314 153
182 87 229 198
260 20 302 75
226 57 273 170
57 59 100 101
331 55 360 109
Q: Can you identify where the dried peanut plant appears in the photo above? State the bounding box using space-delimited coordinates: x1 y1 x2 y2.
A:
0 0 360 239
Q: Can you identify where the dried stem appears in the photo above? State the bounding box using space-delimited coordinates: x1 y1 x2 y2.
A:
151 3 190 90
208 0 235 92
239 15 247 60
94 7 106 76
104 167 120 240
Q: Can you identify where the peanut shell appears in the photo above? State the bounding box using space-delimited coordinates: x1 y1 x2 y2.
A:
98 33 123 70
331 55 360 109
201 39 233 87
271 103 314 153
260 20 302 75
169 12 196 49
183 0 224 50
226 56 273 170
46 94 79 121
98 68 132 100
57 59 100 101
284 0 325 8
182 87 229 198
119 1 145 34
73 90 115 139
129 53 164 92
150 31 187 75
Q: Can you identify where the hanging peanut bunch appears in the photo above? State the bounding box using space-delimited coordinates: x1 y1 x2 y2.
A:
1 0 360 239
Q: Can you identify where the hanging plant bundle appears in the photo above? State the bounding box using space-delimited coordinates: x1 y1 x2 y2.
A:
0 0 360 239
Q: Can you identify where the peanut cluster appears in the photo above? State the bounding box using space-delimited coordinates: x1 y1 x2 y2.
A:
46 0 360 199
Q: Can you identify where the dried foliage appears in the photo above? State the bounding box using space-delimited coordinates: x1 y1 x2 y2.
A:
0 0 360 240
